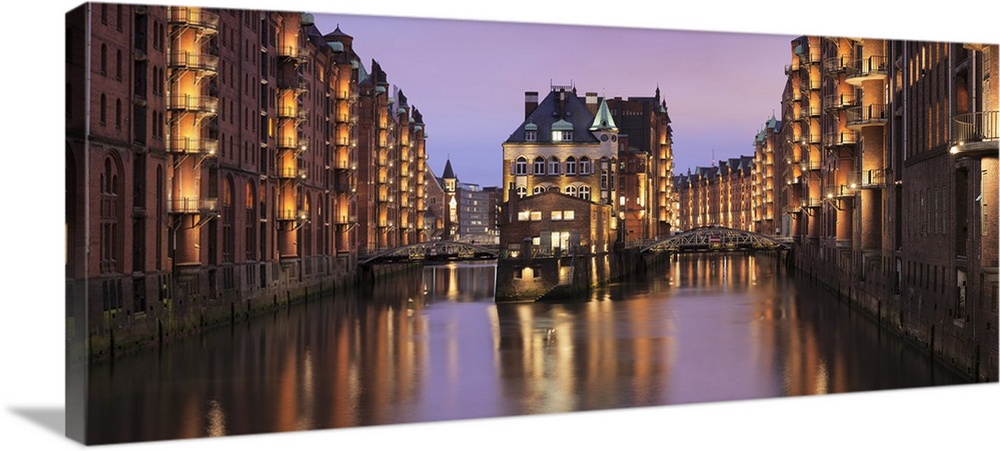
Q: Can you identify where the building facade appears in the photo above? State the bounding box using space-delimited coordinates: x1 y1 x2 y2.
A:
673 156 754 232
755 36 1000 380
66 4 429 357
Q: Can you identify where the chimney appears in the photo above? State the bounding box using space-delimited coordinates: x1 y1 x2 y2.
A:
585 92 599 115
524 91 538 119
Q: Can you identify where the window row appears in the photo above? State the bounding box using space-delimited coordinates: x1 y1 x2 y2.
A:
513 156 597 176
516 210 576 221
515 184 592 200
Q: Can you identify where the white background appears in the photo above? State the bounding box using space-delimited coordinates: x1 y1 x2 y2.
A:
1 0 998 449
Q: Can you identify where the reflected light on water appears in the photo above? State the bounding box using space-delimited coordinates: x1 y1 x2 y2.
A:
206 400 227 437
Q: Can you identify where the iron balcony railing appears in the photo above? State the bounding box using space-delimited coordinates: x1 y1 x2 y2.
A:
168 7 220 30
276 136 305 151
168 95 218 114
277 209 308 221
846 104 888 126
804 197 823 207
800 160 822 171
167 136 218 155
825 130 858 147
805 105 822 117
952 111 999 144
824 93 858 110
825 184 856 199
851 168 887 189
823 55 850 74
277 167 307 179
334 214 358 225
801 133 822 145
800 78 822 91
276 45 309 62
168 51 219 73
845 55 889 81
278 76 309 92
168 197 218 214
276 106 308 121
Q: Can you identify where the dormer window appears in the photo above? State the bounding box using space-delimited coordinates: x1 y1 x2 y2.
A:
525 130 537 142
552 130 573 142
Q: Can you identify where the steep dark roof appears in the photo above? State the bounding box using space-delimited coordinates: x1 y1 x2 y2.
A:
505 89 599 144
442 159 456 179
323 25 352 40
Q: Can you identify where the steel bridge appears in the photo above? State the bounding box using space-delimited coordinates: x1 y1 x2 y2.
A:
360 241 499 265
639 226 791 254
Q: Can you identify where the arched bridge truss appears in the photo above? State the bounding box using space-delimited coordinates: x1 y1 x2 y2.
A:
360 241 499 265
640 226 791 254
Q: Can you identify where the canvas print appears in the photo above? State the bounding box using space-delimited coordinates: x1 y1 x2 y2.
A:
65 1 998 445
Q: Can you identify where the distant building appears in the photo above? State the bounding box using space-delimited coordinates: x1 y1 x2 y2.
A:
457 183 491 243
673 156 754 231
482 186 503 244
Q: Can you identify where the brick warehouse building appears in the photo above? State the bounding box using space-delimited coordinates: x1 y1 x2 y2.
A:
752 36 1000 381
66 4 429 358
673 156 754 231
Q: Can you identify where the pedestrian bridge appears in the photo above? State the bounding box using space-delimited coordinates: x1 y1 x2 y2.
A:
639 226 791 254
360 241 499 265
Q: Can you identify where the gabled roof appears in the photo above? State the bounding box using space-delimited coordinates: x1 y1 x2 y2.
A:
505 89 599 144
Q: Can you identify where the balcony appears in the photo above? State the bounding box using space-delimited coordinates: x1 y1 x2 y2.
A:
784 64 799 75
825 184 856 199
276 106 308 122
168 7 219 33
277 209 308 221
276 45 309 64
167 136 218 155
278 76 309 92
277 167 307 180
168 197 218 214
823 56 850 74
805 105 822 117
800 79 822 92
824 93 857 111
801 133 822 145
951 111 999 157
168 51 219 74
852 168 887 189
804 197 823 208
845 104 888 128
276 136 305 152
334 214 358 225
825 130 858 147
168 95 218 114
799 160 822 171
845 56 889 86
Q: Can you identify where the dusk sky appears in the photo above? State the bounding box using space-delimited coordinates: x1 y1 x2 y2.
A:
312 14 792 187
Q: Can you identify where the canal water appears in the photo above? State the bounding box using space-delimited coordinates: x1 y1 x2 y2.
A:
86 253 969 444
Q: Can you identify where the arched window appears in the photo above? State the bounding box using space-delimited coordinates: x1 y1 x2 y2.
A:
579 156 591 175
514 157 527 175
100 94 106 125
579 185 591 200
221 176 235 263
548 156 559 175
115 98 121 129
533 157 545 175
515 186 527 198
565 156 577 175
100 44 107 75
99 155 122 274
115 50 122 80
245 182 256 261
565 185 577 196
533 185 545 195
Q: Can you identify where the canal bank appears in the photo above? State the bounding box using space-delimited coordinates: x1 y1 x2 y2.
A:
792 241 993 383
495 247 651 302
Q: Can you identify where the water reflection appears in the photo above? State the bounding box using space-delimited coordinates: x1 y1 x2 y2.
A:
87 256 968 444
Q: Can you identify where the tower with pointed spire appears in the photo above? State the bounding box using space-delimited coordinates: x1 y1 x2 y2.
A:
442 158 458 239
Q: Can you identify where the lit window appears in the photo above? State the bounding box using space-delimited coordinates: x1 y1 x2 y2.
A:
563 210 575 220
579 186 591 200
530 211 542 221
515 186 526 198
551 211 563 221
518 211 529 221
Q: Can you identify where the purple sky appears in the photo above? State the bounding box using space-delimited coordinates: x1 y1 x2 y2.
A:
312 14 792 187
